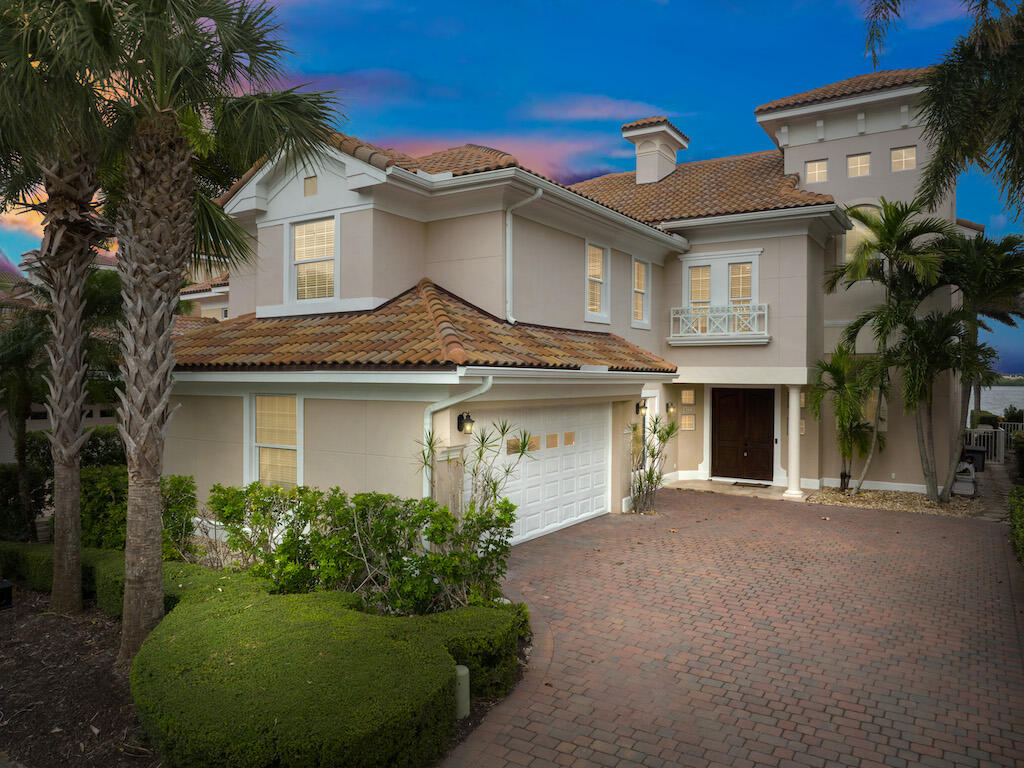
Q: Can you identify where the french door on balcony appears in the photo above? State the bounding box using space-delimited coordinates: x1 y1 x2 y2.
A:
711 388 774 481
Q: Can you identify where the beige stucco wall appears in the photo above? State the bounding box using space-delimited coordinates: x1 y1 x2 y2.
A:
372 209 426 299
424 211 504 317
339 209 373 299
164 395 245 503
303 399 424 499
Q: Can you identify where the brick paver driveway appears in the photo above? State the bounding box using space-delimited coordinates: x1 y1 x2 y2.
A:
443 489 1024 768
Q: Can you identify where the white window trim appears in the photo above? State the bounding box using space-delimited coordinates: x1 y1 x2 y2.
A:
630 256 651 330
247 393 303 487
585 242 611 325
846 153 871 178
805 159 828 184
285 213 342 307
679 248 761 307
890 145 917 173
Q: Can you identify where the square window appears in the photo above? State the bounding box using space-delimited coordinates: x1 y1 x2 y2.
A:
805 159 828 183
680 413 696 431
563 431 575 447
680 389 695 405
527 435 541 451
891 146 916 172
546 433 558 449
303 175 318 196
847 153 871 178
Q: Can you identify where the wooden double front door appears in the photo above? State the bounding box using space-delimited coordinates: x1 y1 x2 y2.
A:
711 388 774 481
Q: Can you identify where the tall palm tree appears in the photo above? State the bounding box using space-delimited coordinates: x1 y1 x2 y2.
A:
809 345 878 492
0 0 117 611
936 232 1024 501
864 2 1024 217
829 198 952 493
105 0 335 661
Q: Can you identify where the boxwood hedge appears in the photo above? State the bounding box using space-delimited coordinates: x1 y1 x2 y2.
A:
0 541 530 768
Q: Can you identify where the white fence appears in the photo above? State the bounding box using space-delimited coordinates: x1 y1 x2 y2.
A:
1002 421 1024 439
964 428 1007 464
669 303 769 340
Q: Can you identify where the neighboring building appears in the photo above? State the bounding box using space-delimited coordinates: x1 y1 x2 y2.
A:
156 68 977 543
181 271 230 320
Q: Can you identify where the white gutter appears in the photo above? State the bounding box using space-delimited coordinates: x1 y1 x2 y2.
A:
421 376 494 498
659 203 850 231
505 189 543 324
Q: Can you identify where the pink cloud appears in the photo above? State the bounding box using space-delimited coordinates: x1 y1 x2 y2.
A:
523 94 689 122
276 67 461 107
382 133 617 183
0 208 44 239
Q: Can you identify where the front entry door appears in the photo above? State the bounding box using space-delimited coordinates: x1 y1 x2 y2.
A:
712 388 774 481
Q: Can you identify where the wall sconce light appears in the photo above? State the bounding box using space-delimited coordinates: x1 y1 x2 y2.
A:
635 400 648 417
457 412 475 434
666 402 676 417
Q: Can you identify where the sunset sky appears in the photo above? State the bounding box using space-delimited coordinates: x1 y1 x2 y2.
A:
2 0 1021 370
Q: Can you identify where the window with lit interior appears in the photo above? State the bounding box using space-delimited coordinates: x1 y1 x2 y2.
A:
689 265 710 333
847 153 871 178
805 159 828 183
293 218 334 300
586 244 609 322
632 258 650 327
891 146 916 172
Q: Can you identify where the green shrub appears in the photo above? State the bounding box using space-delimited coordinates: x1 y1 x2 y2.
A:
1005 405 1024 424
970 409 1002 429
1010 487 1024 564
131 592 458 768
24 424 126 480
413 603 530 698
78 466 197 560
209 484 516 615
1014 432 1024 481
0 462 47 540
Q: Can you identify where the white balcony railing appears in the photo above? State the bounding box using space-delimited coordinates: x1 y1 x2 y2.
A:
668 303 770 346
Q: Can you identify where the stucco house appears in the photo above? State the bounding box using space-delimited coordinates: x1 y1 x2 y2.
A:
159 68 981 544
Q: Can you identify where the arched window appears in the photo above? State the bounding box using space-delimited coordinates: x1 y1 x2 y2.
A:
844 204 880 263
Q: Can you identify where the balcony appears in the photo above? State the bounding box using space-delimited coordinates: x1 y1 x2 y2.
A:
668 304 770 346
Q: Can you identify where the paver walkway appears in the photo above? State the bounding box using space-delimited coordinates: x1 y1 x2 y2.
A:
443 489 1024 768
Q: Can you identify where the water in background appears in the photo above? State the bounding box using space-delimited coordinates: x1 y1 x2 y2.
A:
980 386 1024 416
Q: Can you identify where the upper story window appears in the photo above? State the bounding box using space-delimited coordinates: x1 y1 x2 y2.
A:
844 204 880 262
293 218 334 301
632 258 650 328
689 264 710 332
254 394 299 489
805 159 828 184
585 243 610 323
847 153 871 178
891 146 916 172
303 175 318 196
729 263 752 307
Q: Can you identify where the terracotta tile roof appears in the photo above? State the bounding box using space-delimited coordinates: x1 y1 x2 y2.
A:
174 279 675 374
754 68 932 114
181 271 229 296
172 315 219 337
621 116 690 142
569 150 834 224
957 218 985 232
409 144 518 176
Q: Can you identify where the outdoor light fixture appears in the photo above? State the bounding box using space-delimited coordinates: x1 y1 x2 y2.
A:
666 402 676 416
635 400 648 417
457 412 475 434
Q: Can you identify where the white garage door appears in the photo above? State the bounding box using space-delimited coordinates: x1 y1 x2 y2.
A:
477 403 610 545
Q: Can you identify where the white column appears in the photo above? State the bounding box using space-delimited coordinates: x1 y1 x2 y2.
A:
784 384 803 499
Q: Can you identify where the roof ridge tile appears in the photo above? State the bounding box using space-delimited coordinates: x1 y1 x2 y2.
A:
416 278 469 365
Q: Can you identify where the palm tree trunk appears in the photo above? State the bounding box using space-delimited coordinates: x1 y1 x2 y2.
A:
916 398 940 502
36 154 101 613
13 394 31 533
851 387 884 496
115 114 194 664
939 324 979 503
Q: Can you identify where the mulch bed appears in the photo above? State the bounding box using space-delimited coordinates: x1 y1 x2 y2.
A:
0 585 158 768
806 487 982 516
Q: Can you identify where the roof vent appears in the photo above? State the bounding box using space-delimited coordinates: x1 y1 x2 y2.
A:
621 117 689 184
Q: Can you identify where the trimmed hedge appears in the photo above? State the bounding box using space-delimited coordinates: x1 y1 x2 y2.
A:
1010 487 1024 565
0 541 273 617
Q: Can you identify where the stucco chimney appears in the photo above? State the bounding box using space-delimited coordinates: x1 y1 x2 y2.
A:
621 117 689 184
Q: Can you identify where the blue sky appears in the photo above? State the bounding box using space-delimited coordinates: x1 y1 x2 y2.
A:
3 0 1022 370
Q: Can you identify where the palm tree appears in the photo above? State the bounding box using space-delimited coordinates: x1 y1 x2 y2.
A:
809 345 878 492
105 0 335 661
0 0 116 611
864 2 1024 217
936 232 1024 501
886 309 998 502
829 198 952 493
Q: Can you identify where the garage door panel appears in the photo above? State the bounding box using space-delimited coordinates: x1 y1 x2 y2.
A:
471 403 611 545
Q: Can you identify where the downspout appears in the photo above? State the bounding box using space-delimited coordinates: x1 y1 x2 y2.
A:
505 189 543 324
421 375 494 499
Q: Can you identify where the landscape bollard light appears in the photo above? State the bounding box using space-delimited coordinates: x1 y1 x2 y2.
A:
455 664 470 719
